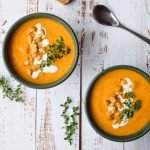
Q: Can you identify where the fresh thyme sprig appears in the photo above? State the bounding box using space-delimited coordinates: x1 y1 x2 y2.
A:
40 36 71 70
121 92 141 119
49 36 71 59
60 97 79 145
0 76 24 102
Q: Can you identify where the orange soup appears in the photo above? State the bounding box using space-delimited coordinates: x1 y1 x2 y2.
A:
8 18 75 84
89 69 150 136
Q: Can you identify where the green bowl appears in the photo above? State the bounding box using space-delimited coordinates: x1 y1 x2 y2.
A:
2 13 79 89
85 65 150 142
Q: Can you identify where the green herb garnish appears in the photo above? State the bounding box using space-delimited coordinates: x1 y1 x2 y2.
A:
40 54 54 70
120 91 141 120
60 97 79 145
126 92 135 99
126 110 134 118
121 99 141 119
49 36 71 59
0 76 24 102
124 101 131 107
40 36 71 70
132 100 141 111
121 92 141 118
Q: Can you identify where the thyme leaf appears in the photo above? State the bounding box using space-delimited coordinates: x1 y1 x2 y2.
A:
49 36 71 59
126 92 135 99
121 100 141 119
132 100 141 111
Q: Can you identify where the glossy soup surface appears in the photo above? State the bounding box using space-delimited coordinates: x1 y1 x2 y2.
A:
8 18 75 84
89 69 150 136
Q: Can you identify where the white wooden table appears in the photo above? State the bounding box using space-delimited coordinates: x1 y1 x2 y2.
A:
0 0 150 150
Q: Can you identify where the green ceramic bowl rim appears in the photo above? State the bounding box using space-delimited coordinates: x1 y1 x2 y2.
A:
2 13 79 89
85 65 150 142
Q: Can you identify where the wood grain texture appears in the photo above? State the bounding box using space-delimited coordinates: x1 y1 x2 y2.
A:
0 0 150 150
0 0 37 150
36 0 81 150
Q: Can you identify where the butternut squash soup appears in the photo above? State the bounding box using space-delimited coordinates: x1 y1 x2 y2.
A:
88 68 150 136
8 18 75 84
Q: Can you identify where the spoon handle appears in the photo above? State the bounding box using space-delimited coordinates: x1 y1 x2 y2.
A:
119 24 150 45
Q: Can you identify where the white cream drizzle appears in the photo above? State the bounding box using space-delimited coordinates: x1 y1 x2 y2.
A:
32 70 41 79
42 65 58 73
108 106 114 112
33 53 48 65
112 119 129 129
35 23 46 39
41 39 49 47
121 78 132 94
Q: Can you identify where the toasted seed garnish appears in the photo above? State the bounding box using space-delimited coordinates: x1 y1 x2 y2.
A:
115 111 121 116
109 102 115 107
27 27 36 34
116 101 122 109
120 78 127 85
106 99 110 105
34 36 42 43
27 69 32 76
109 97 116 103
24 60 30 66
40 28 45 37
111 106 117 114
31 65 39 71
39 47 46 54
112 119 119 124
36 54 42 60
28 35 32 44
31 43 37 49
31 48 38 54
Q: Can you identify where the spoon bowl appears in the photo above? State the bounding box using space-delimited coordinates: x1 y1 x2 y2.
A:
93 5 119 26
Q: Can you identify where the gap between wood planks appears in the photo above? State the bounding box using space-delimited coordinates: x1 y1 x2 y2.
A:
79 1 87 150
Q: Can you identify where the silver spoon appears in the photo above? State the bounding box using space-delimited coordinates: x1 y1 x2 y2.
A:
92 5 150 45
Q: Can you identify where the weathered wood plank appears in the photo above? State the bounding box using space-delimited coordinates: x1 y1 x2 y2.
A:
114 0 150 149
81 0 122 149
80 0 123 149
0 0 37 150
36 0 81 149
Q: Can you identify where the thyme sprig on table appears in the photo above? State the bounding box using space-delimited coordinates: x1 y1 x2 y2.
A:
60 97 79 145
0 76 24 102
